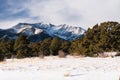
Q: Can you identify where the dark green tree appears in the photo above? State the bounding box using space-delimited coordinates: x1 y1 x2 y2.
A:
50 37 61 55
39 38 52 56
60 41 70 53
14 34 30 58
29 43 40 57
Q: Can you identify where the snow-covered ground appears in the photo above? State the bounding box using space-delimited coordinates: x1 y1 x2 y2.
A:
0 56 120 80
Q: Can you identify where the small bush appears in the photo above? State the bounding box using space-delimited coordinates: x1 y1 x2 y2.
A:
115 52 120 56
72 53 80 56
58 50 66 58
64 72 70 77
38 52 44 59
39 54 44 59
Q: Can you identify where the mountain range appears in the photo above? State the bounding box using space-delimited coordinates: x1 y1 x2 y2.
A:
0 22 86 42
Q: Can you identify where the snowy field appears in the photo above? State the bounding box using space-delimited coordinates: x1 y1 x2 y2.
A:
0 56 120 80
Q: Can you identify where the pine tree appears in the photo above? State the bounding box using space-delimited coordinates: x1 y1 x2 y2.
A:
14 34 30 58
50 37 61 55
0 39 11 58
0 50 4 61
40 38 52 56
60 41 70 53
29 43 40 57
14 34 30 51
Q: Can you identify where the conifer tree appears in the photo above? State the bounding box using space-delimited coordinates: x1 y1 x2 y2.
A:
50 37 61 55
14 34 30 58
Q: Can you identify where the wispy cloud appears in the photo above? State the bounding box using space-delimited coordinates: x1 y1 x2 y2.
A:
0 0 120 29
0 0 29 21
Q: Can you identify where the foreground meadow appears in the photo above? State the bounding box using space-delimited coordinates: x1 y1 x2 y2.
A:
0 56 120 80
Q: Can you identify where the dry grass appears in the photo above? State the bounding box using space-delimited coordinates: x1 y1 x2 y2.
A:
64 72 70 77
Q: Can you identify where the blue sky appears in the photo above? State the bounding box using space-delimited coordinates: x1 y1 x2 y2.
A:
0 0 29 20
0 0 120 29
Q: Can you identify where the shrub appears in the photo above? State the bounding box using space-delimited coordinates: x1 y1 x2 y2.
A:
38 52 44 59
115 52 120 56
58 50 66 58
72 53 80 56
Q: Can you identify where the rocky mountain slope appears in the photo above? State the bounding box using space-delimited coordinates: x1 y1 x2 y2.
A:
0 22 86 41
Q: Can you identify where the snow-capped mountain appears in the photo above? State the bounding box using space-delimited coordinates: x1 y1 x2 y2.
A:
11 22 86 40
12 23 43 35
0 22 86 42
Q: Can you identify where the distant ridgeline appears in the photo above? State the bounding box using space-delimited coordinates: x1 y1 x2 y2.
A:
0 22 85 42
0 21 120 61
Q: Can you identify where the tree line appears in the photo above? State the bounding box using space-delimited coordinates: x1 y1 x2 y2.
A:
70 21 120 56
0 21 120 61
0 34 71 61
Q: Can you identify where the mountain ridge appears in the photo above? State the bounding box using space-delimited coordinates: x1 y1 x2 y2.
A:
0 22 86 41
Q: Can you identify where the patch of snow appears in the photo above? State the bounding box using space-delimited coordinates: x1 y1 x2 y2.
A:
0 56 120 80
34 28 43 34
14 25 32 33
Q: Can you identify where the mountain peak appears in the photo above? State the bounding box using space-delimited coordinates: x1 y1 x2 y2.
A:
11 22 86 40
0 22 86 41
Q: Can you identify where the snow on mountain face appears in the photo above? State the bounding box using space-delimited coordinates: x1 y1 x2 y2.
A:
12 23 86 40
12 23 43 36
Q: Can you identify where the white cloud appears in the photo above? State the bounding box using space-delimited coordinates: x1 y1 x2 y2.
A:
26 0 120 29
6 0 28 14
0 0 120 29
0 20 21 29
0 18 38 29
